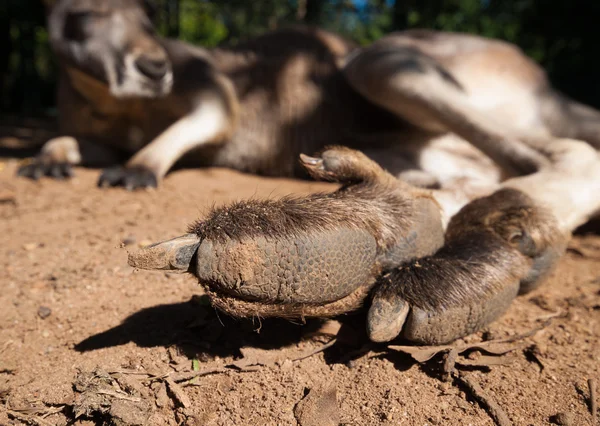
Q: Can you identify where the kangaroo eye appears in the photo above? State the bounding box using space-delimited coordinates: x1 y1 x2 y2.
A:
63 11 94 42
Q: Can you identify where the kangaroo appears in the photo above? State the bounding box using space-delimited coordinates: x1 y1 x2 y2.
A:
18 0 600 192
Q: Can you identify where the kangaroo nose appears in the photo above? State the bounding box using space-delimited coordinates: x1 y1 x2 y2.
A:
134 56 169 80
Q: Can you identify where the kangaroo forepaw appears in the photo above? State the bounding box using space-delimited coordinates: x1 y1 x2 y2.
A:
98 165 158 190
17 160 74 181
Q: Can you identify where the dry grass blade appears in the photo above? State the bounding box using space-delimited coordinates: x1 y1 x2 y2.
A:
455 355 516 368
171 367 231 383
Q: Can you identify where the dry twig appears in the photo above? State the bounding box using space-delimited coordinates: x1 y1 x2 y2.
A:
171 367 230 383
455 373 511 426
292 338 337 362
6 409 54 426
96 390 142 402
589 378 597 425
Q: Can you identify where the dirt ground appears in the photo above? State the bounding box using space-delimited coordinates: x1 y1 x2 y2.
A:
0 138 599 425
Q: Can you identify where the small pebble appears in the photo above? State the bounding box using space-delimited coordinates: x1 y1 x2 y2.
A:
138 239 153 248
38 306 52 319
482 330 498 341
0 189 16 204
550 412 575 425
122 235 137 246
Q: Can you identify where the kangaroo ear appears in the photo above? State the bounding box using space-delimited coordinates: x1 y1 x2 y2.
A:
128 234 201 272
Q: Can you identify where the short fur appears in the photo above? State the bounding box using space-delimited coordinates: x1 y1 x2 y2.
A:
189 147 431 254
185 147 444 318
20 0 600 193
375 234 529 312
445 188 566 258
375 188 564 313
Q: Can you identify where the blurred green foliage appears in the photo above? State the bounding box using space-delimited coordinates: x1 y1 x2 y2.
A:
2 0 600 115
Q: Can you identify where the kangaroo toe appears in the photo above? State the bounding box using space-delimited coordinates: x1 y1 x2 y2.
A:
98 166 158 190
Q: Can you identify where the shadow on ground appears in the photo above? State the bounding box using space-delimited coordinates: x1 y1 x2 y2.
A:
75 295 395 362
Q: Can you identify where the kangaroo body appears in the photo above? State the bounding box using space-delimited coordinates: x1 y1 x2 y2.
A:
21 0 600 190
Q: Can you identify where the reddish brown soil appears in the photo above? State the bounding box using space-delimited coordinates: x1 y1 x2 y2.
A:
0 151 599 425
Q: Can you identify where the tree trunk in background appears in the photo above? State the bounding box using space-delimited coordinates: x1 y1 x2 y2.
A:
392 0 409 31
298 0 323 24
304 0 323 24
170 0 180 38
163 0 179 38
0 2 11 108
297 0 307 20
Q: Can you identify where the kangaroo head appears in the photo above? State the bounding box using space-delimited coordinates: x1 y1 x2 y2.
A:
46 0 172 98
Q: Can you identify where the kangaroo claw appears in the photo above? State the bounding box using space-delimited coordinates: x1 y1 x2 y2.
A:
128 234 200 272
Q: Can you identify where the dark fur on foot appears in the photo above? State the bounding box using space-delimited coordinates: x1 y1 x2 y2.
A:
446 188 568 293
189 146 438 254
375 235 528 314
183 147 444 316
98 165 158 190
17 161 74 180
368 188 568 344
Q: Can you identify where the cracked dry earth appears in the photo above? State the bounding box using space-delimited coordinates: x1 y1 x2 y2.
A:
0 153 599 425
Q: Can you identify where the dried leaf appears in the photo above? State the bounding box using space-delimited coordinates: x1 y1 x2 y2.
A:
165 377 191 408
388 319 556 365
294 384 339 426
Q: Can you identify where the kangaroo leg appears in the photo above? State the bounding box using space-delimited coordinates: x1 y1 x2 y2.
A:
539 88 600 149
503 139 600 232
343 45 550 176
17 136 122 180
368 138 600 344
129 146 444 320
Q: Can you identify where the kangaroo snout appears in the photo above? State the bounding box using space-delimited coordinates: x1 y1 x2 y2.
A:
134 55 169 81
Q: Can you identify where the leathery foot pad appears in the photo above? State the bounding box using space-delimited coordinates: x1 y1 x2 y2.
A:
128 209 381 318
128 165 566 345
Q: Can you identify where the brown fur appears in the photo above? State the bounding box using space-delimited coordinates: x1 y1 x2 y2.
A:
21 0 600 192
374 234 529 313
375 188 565 313
445 188 566 259
188 147 425 254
